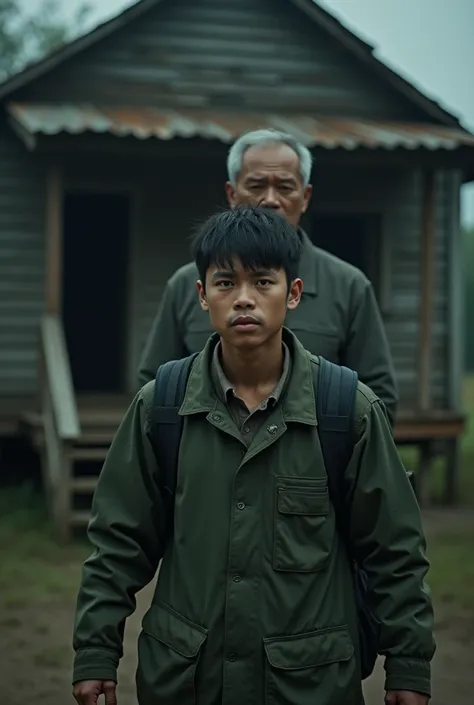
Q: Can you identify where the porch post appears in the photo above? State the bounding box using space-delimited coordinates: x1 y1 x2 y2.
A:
415 170 436 507
418 170 436 411
44 164 63 314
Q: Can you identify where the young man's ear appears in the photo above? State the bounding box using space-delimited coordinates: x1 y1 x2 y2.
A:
287 278 303 310
196 280 209 311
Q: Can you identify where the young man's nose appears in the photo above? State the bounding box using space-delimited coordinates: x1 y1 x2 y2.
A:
233 285 256 309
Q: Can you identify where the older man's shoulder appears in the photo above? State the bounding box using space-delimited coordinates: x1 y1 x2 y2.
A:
311 243 369 285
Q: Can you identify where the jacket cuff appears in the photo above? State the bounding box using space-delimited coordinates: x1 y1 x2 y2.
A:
384 657 431 697
73 647 119 684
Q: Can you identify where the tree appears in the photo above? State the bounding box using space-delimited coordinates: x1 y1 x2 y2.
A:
0 0 91 82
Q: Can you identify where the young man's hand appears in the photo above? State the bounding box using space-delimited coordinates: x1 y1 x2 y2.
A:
386 691 429 705
73 680 117 705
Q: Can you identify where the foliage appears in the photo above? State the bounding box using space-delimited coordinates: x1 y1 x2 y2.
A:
0 0 91 82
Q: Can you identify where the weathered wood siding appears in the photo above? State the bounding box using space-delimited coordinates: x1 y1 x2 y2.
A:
385 170 454 410
0 117 45 394
311 166 456 410
129 160 226 382
19 0 426 120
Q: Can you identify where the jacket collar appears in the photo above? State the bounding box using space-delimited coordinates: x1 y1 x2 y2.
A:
180 328 317 427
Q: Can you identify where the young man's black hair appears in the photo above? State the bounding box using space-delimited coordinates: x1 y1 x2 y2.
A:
191 205 302 290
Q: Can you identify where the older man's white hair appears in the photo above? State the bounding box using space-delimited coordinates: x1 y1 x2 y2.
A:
226 129 313 188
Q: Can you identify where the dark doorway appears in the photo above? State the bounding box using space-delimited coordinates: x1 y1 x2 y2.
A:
311 213 381 291
62 192 130 393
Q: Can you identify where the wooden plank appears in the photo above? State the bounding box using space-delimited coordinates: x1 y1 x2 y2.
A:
418 170 436 410
71 477 99 493
395 416 465 441
41 315 80 440
71 447 107 461
44 164 63 314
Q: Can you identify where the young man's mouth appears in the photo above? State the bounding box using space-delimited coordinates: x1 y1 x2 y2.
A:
230 315 261 331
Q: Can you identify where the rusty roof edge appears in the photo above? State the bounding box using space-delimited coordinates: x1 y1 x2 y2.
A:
0 0 466 132
7 103 474 151
289 0 463 130
0 0 162 101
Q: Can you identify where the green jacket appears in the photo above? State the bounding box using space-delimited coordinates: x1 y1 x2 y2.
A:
138 231 398 425
73 332 434 705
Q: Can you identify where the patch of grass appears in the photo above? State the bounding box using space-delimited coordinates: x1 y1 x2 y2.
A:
427 530 474 612
0 484 88 606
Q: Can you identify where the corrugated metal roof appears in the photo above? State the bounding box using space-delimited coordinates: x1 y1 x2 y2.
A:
8 102 474 151
0 0 464 129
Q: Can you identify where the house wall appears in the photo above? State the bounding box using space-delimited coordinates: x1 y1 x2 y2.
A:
0 121 460 413
18 0 427 121
131 161 458 411
0 117 45 395
309 166 456 409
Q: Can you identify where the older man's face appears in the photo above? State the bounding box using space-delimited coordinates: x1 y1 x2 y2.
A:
225 143 312 227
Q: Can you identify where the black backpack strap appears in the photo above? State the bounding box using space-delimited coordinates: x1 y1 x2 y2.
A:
313 357 358 545
150 353 199 499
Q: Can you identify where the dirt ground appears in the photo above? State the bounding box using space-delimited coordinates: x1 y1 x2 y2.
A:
1 510 473 705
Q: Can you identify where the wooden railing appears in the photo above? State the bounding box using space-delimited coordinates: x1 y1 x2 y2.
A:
39 314 80 542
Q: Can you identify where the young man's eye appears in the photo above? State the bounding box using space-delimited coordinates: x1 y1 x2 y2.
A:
257 279 273 287
216 280 233 288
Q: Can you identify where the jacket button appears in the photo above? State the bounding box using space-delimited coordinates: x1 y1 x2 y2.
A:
233 575 242 583
211 413 222 422
267 424 278 434
228 654 236 662
237 502 245 510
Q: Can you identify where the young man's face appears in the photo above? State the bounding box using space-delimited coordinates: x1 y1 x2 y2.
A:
225 143 312 228
197 260 302 349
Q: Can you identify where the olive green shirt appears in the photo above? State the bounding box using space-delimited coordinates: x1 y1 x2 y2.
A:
137 231 398 426
212 341 290 446
73 330 434 705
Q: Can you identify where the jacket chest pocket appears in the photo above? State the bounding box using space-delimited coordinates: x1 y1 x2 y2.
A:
273 478 333 573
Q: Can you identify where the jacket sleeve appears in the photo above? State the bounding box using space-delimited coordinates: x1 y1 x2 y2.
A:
345 391 435 696
137 277 187 388
342 279 398 427
72 382 166 684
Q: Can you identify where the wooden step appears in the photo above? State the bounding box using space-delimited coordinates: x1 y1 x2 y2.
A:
71 477 98 493
70 510 92 527
77 430 116 445
70 447 108 461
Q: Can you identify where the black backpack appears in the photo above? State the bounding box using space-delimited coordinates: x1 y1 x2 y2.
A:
150 353 380 680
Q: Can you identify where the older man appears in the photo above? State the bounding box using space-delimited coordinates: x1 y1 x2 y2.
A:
138 129 398 424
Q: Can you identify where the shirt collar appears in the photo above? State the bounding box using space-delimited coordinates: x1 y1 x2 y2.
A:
212 339 291 410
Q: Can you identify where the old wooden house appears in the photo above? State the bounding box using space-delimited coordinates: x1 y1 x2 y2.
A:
0 0 473 538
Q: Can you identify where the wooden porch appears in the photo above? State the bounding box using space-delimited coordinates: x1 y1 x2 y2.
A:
5 348 464 543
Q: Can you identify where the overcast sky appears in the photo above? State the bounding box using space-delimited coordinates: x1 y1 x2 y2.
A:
22 0 474 225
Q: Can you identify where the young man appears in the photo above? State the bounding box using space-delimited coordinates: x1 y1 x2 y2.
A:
137 129 398 427
72 207 434 705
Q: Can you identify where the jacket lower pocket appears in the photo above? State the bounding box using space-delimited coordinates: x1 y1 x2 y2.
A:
136 601 207 705
263 625 357 705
